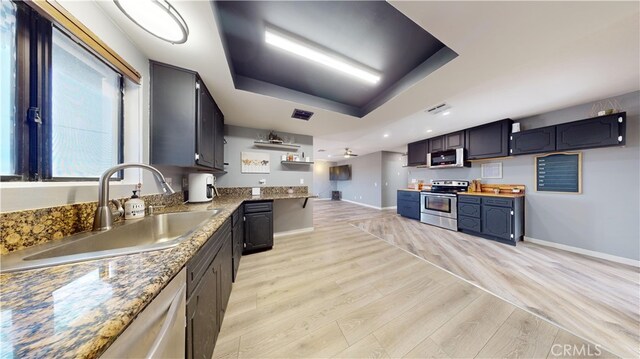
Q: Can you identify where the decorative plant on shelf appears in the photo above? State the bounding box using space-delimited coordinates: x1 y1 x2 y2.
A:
268 131 284 144
590 98 622 117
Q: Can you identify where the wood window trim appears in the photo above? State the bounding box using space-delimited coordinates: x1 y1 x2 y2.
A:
26 0 142 84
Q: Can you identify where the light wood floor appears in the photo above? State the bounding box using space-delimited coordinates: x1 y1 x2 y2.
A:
326 200 639 358
212 200 626 358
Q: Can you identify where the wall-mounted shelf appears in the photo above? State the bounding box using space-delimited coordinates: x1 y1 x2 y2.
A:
254 141 300 151
281 161 314 165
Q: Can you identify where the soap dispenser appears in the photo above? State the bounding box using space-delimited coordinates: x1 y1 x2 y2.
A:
125 190 145 219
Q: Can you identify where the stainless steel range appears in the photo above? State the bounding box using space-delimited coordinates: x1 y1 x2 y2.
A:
420 180 469 231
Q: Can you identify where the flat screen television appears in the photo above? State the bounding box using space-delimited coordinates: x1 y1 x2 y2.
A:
329 165 351 181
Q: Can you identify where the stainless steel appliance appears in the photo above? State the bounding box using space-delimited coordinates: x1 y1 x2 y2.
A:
420 180 469 230
427 148 468 169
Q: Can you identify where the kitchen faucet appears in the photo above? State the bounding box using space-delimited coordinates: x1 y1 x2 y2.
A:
93 163 176 231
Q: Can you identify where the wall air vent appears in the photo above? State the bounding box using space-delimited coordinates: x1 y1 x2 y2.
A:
425 103 451 115
291 109 314 121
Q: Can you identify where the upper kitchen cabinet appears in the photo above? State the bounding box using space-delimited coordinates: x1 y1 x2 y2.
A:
428 131 464 153
445 131 465 150
214 106 225 170
407 139 427 166
150 61 224 170
556 113 625 151
510 125 556 155
465 119 513 160
428 136 444 153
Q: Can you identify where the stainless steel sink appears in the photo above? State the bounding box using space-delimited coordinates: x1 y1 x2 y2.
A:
1 210 221 273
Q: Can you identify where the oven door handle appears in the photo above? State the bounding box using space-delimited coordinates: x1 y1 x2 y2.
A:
422 193 456 199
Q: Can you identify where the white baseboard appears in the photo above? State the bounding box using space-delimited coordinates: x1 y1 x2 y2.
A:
340 199 382 210
381 206 397 210
524 236 639 267
313 197 332 201
274 227 315 238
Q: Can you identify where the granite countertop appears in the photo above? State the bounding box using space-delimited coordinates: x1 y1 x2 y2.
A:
0 193 315 359
459 192 526 198
397 188 422 192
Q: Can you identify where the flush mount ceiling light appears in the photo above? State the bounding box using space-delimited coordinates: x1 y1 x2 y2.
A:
115 0 188 44
265 27 381 85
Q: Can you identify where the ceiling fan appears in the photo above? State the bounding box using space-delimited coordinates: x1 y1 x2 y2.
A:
343 148 358 158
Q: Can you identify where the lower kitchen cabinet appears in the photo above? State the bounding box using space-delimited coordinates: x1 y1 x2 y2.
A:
397 190 420 220
243 201 274 253
186 219 233 359
186 260 219 359
457 195 524 245
231 206 244 282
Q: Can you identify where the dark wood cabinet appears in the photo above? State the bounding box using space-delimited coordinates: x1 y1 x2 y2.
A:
186 259 219 359
465 119 513 160
429 131 465 153
197 84 215 168
428 136 444 153
445 131 465 150
216 235 233 320
458 202 480 218
231 207 243 282
397 190 420 220
407 140 427 166
510 126 556 155
457 195 524 245
186 219 233 359
150 61 224 170
213 106 225 170
458 216 481 232
482 206 512 241
244 201 274 253
556 113 625 151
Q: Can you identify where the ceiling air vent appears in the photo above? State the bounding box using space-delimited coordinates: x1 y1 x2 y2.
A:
425 103 451 115
291 109 314 121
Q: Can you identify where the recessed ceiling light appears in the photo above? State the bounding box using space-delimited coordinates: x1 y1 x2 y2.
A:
427 129 433 133
383 134 389 138
264 26 381 85
328 155 332 158
442 111 451 116
115 0 188 44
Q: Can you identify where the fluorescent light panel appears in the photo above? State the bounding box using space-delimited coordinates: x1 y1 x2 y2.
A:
265 27 381 85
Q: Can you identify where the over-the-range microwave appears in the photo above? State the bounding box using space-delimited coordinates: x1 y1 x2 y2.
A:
427 148 469 169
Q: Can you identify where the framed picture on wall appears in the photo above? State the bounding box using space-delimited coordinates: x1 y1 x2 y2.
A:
241 152 270 173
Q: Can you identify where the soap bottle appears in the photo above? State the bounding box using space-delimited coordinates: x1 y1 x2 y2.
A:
125 190 146 219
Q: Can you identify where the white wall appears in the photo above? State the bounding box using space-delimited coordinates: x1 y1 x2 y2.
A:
215 125 314 190
313 160 337 199
381 152 408 208
337 152 383 208
0 1 183 212
335 151 407 209
409 91 640 261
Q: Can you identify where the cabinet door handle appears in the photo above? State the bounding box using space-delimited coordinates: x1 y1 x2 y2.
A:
145 283 186 359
